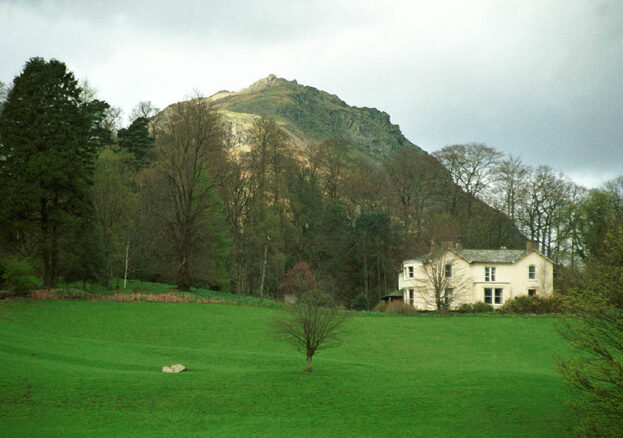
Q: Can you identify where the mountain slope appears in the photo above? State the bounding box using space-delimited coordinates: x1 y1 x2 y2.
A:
207 74 424 159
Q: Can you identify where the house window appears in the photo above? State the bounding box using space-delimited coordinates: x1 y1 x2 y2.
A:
445 264 452 278
408 289 414 305
407 266 414 278
485 267 496 282
484 288 503 305
528 289 537 297
528 265 536 280
445 288 454 304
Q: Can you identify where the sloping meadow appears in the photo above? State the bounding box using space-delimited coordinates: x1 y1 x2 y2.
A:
0 300 574 436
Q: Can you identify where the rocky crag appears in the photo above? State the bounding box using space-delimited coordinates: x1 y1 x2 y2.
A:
206 74 425 159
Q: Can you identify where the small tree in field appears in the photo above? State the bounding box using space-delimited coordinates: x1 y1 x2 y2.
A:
275 290 347 372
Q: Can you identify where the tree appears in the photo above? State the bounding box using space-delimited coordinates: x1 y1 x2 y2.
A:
92 150 139 285
151 96 230 290
277 261 316 301
557 224 623 436
129 101 160 122
433 143 502 216
492 155 529 223
384 147 440 238
117 116 155 167
275 289 348 372
0 58 109 287
518 166 573 259
312 138 350 202
353 211 395 306
0 80 8 112
415 248 471 312
237 116 292 297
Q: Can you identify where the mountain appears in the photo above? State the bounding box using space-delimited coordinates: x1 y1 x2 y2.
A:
206 74 425 159
157 74 525 250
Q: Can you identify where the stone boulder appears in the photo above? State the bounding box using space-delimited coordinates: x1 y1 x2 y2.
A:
162 364 186 373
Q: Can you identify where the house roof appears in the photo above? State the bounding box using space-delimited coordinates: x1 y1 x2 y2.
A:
407 248 551 265
381 290 404 298
454 249 526 263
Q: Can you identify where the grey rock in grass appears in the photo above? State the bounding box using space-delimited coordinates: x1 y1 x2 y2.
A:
162 364 186 373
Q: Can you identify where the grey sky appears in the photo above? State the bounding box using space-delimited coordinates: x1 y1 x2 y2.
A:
1 0 622 188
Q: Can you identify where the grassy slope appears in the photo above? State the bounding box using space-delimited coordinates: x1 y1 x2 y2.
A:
0 301 574 437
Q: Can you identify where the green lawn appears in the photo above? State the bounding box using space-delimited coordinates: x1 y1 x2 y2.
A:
0 300 575 437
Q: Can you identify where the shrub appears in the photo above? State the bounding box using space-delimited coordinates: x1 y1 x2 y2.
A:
500 296 534 314
350 292 369 311
386 301 417 315
372 301 387 312
457 303 473 313
1 258 38 295
499 294 566 314
471 302 493 313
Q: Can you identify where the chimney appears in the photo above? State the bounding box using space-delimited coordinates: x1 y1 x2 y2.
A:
526 240 538 250
454 241 462 249
500 246 507 250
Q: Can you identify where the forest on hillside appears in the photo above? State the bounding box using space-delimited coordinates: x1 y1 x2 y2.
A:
1 58 622 307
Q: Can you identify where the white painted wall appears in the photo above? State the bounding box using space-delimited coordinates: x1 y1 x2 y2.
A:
398 250 553 310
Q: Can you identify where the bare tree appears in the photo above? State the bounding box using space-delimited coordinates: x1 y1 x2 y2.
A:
518 166 572 259
315 138 350 202
415 249 471 311
384 148 440 237
275 290 348 372
492 155 529 223
152 95 227 290
129 101 160 122
433 143 503 216
103 106 123 135
0 80 8 112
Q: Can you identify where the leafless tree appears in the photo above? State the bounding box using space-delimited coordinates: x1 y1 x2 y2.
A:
492 154 529 223
130 101 160 122
275 290 348 372
152 95 225 290
518 166 573 260
0 80 8 111
415 249 471 311
314 138 350 202
384 148 441 237
433 143 503 216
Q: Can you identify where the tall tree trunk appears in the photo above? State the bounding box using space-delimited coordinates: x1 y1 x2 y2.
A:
123 237 130 289
41 198 51 289
259 241 268 303
50 226 58 288
363 232 368 301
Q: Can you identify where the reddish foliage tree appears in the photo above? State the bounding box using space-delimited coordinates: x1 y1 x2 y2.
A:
277 262 316 300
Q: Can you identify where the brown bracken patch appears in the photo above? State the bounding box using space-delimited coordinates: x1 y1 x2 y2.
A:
28 290 221 304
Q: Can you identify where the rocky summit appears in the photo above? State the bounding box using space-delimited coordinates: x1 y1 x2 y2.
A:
205 74 425 159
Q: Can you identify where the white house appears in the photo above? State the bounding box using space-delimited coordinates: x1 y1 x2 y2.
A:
398 242 553 310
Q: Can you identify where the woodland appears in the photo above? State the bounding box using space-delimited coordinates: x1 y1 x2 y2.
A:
0 58 621 308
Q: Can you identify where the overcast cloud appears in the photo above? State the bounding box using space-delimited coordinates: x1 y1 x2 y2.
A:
1 0 622 187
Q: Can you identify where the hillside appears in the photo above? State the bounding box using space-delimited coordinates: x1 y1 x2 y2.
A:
207 74 425 158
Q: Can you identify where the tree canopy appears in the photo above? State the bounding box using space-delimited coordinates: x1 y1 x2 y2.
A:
0 57 110 287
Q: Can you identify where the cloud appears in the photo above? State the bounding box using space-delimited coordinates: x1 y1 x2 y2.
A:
1 0 621 187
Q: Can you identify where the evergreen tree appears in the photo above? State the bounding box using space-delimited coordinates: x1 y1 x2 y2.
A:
117 116 155 167
0 58 108 287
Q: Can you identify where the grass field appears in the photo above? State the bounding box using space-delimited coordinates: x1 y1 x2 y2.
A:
0 299 575 437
